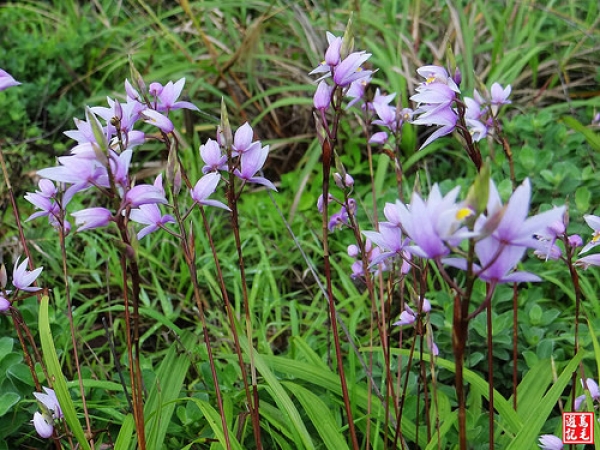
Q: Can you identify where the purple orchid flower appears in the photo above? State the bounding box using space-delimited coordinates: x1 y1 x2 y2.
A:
0 295 10 313
324 33 343 66
32 387 62 439
12 257 43 293
314 80 334 111
345 76 372 109
481 178 566 248
72 207 113 231
124 184 167 208
574 378 600 410
34 387 62 419
328 199 356 231
233 145 277 190
445 237 540 284
191 172 230 210
309 33 372 88
366 89 396 112
363 202 410 266
538 435 563 450
576 254 600 269
129 204 175 239
332 51 373 87
444 178 565 283
580 214 600 254
232 122 261 155
199 138 227 173
393 299 431 326
37 156 109 205
347 239 389 279
369 131 388 145
141 108 174 133
411 104 458 149
416 65 460 93
153 78 199 113
309 32 343 78
32 412 54 438
466 118 488 141
316 193 335 213
0 69 20 91
25 179 61 223
393 298 438 355
372 101 401 132
489 82 512 115
387 185 473 259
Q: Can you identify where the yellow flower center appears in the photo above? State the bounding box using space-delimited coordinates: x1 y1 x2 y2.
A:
455 207 473 221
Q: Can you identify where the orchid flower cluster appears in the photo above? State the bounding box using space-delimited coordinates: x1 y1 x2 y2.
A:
366 90 414 145
317 173 356 232
411 65 512 148
32 387 62 439
393 297 438 356
310 31 374 111
310 32 416 146
195 120 277 204
24 77 199 237
362 178 565 285
22 74 277 242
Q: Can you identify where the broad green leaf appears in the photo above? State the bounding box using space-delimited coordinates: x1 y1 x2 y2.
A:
283 381 350 450
261 353 424 447
368 347 522 434
507 352 584 449
0 337 14 363
576 186 592 213
259 400 296 441
39 295 91 450
240 338 315 450
562 115 600 152
425 410 458 450
186 398 243 450
114 413 135 450
145 330 196 449
513 358 553 423
0 392 20 417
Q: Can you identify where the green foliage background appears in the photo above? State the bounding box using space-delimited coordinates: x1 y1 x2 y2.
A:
0 0 599 448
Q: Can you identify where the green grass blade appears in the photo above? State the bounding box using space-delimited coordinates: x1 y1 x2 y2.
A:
144 330 195 449
114 413 135 450
381 347 522 434
283 381 350 450
562 115 600 151
513 358 553 422
261 353 423 446
240 338 315 450
38 295 91 450
507 351 584 449
186 398 243 450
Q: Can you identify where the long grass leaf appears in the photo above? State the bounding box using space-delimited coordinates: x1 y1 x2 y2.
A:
114 413 135 450
283 381 350 450
38 295 91 450
144 330 195 449
506 351 584 449
186 398 243 450
240 338 315 449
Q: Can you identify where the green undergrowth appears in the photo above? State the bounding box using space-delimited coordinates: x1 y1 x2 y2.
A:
1 0 600 448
